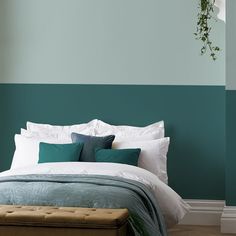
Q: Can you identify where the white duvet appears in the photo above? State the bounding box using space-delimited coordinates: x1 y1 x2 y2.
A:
0 162 189 227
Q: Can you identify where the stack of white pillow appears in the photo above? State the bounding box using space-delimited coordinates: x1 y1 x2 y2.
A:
11 119 170 184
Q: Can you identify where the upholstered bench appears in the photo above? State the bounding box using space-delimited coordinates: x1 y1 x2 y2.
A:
0 205 129 236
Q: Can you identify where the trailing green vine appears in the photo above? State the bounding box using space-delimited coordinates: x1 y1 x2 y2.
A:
195 0 220 60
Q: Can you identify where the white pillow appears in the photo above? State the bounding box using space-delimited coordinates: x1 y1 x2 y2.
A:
26 119 97 137
11 134 71 170
112 138 170 184
21 128 69 140
95 120 165 140
97 129 164 142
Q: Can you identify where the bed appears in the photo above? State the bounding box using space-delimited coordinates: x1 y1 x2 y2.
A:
0 119 189 236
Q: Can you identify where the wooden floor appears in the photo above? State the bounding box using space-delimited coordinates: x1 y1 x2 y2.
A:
168 225 235 236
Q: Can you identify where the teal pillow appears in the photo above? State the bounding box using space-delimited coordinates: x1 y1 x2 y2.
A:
71 133 115 162
95 148 141 166
38 142 83 163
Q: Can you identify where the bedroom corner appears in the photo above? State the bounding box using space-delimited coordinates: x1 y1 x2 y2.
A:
0 0 233 235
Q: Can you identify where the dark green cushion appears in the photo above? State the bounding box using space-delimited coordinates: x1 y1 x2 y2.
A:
95 148 141 166
38 142 83 163
71 133 115 162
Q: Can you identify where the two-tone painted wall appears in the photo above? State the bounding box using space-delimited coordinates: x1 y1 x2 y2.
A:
0 0 225 201
226 0 236 206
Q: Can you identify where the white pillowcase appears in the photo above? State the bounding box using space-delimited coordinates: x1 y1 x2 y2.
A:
26 119 97 139
11 134 71 170
26 119 97 132
112 138 170 184
95 120 165 141
21 128 72 142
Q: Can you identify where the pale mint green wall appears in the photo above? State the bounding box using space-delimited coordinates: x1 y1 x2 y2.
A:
226 0 236 90
0 0 225 85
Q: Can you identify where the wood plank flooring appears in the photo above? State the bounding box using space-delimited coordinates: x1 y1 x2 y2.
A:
168 225 235 236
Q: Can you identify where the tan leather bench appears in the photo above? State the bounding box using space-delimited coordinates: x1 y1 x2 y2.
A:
0 205 129 236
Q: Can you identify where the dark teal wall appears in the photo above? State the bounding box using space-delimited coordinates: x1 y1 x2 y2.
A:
226 91 236 205
0 84 225 200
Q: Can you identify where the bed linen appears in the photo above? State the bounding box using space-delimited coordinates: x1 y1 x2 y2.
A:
0 163 189 228
113 138 170 184
26 119 98 137
0 174 167 236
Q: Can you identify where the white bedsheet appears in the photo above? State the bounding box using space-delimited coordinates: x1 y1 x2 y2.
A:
0 162 189 227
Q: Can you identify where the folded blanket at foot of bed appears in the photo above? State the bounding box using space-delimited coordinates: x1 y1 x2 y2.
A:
0 174 167 236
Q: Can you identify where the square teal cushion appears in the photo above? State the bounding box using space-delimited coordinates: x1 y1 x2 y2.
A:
95 148 141 166
71 133 115 162
38 142 83 163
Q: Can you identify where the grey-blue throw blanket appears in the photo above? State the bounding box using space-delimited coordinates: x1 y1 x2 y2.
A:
0 174 167 236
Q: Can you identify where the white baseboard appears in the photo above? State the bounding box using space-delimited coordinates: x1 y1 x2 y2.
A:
179 199 236 234
180 199 225 226
221 206 236 234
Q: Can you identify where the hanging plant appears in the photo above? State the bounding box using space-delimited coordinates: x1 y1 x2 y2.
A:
195 0 220 60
